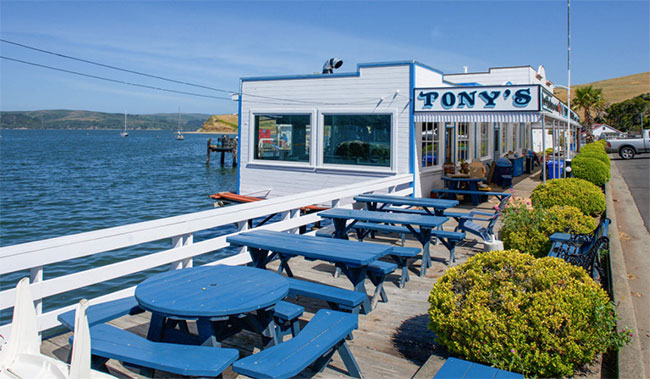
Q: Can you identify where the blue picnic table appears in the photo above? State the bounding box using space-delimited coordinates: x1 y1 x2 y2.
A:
135 265 288 348
319 208 462 274
440 176 487 205
227 230 392 314
354 194 458 216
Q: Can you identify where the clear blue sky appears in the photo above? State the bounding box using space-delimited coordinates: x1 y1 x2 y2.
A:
1 0 648 115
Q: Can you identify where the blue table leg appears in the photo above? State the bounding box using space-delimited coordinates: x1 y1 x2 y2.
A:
469 182 480 206
197 318 222 347
337 264 371 314
404 225 432 277
332 219 350 239
146 313 165 342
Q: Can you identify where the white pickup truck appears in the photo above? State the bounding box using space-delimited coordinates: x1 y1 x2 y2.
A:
605 129 650 159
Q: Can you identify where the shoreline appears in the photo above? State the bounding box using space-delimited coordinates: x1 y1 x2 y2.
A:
1 128 237 135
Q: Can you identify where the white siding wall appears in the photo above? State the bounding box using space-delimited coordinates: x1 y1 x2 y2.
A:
414 65 447 87
445 66 555 90
239 65 412 198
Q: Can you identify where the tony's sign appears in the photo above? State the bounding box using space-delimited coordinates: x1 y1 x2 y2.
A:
414 85 540 112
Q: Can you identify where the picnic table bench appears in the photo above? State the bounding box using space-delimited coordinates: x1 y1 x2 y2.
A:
227 230 394 314
431 188 510 206
548 217 610 279
233 309 362 379
433 357 523 379
319 208 463 272
442 192 511 243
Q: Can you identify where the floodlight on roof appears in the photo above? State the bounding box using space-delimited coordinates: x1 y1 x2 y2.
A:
322 58 343 74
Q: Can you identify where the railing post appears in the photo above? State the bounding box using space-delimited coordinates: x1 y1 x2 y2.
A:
237 221 249 256
182 233 193 268
169 233 193 270
290 208 300 234
30 266 43 316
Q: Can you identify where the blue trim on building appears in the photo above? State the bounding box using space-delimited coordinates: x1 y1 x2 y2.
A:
412 61 445 76
455 82 483 87
236 79 243 194
409 63 416 197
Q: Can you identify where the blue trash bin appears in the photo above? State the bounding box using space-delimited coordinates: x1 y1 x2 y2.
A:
494 158 513 186
546 160 565 179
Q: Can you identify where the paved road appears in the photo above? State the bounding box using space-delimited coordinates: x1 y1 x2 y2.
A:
611 155 650 232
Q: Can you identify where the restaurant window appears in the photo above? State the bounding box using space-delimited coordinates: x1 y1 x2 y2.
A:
457 122 469 162
254 114 310 162
323 114 391 167
421 122 440 168
512 124 518 152
480 122 489 158
501 123 509 155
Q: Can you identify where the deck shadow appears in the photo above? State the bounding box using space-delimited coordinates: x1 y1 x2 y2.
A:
391 314 448 365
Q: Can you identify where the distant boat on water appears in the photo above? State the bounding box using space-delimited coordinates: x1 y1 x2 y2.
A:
120 112 129 137
175 108 184 141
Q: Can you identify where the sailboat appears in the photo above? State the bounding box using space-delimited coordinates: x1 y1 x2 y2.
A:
120 112 129 137
175 108 184 141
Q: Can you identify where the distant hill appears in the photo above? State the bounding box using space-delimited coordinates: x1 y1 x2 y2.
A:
0 109 212 131
199 114 238 133
554 72 650 105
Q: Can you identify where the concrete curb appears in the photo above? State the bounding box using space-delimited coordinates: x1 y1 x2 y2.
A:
607 162 647 379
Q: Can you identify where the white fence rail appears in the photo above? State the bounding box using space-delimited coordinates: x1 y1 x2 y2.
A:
0 174 413 337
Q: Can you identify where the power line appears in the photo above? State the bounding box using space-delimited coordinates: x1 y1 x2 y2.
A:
0 38 236 95
0 55 234 101
0 39 395 106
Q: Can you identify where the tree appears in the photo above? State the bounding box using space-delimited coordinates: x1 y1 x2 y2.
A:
605 93 650 133
572 86 607 142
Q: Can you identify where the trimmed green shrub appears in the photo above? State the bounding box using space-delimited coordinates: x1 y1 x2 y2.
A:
501 205 596 257
577 150 610 167
572 155 610 186
531 178 605 216
428 250 629 378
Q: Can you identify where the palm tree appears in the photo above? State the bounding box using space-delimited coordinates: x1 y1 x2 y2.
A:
571 86 606 142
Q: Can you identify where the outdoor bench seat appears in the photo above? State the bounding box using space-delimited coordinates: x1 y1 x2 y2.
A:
547 217 611 279
315 224 337 238
388 246 420 288
57 296 144 331
445 209 502 243
287 277 365 314
273 300 304 340
232 309 362 379
433 357 523 379
75 323 239 377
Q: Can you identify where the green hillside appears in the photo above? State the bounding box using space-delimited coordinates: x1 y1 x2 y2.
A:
0 110 212 131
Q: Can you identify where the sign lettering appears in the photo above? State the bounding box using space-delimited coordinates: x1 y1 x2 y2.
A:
414 85 540 112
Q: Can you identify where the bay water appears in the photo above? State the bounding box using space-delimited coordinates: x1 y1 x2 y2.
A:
1 129 241 323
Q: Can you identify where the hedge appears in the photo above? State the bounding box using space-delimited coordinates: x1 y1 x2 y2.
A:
531 178 606 216
428 250 629 377
572 155 610 186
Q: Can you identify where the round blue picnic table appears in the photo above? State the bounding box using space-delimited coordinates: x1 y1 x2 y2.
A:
135 265 289 347
136 265 288 318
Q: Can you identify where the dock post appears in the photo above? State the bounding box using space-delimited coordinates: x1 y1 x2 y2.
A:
221 151 225 166
206 138 212 167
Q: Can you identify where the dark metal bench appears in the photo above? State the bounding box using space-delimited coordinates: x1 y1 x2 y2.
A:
548 217 611 279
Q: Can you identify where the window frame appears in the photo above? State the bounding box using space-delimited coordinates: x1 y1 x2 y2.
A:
419 121 442 172
317 109 397 172
248 109 317 167
479 122 491 159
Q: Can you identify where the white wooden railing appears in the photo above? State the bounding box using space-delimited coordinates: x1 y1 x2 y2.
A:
0 174 413 338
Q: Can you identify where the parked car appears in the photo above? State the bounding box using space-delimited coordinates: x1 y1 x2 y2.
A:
605 129 650 159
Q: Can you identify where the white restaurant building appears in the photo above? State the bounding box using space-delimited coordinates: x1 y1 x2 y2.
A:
236 61 580 198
